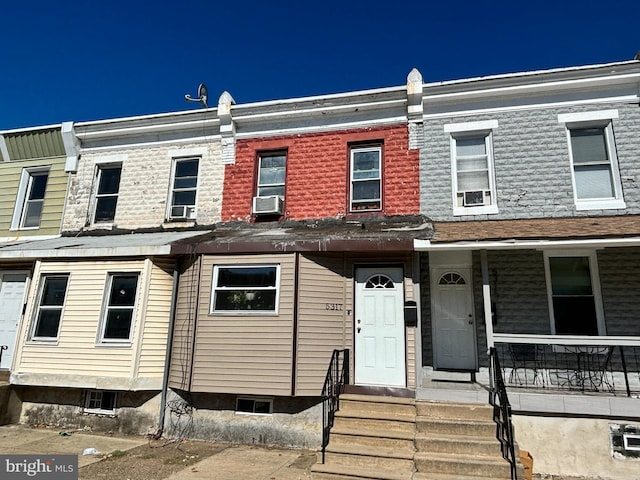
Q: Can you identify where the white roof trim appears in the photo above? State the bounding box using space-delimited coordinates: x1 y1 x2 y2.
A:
414 237 640 251
0 134 10 162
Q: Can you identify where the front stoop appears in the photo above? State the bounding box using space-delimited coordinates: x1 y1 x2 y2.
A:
311 394 416 480
414 400 524 479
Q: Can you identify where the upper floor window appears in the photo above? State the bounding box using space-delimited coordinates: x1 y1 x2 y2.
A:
544 252 604 336
445 120 499 216
168 157 199 221
12 168 49 230
31 274 69 341
558 110 625 211
99 273 139 343
257 152 286 198
211 265 280 314
350 145 382 212
93 164 122 223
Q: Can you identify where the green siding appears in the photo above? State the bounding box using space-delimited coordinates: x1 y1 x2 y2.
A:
0 157 68 236
3 129 65 161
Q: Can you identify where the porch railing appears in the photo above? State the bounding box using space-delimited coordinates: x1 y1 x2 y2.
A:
493 340 640 397
0 345 7 367
321 348 350 464
489 346 519 480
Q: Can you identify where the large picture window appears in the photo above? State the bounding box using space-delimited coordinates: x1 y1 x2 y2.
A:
32 274 69 340
100 273 139 342
211 266 280 313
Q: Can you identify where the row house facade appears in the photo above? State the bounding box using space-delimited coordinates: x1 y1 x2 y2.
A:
0 56 639 478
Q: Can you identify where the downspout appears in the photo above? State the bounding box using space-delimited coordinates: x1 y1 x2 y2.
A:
157 258 180 435
291 252 300 397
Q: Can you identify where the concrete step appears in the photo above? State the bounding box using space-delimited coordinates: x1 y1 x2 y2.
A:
415 431 504 457
0 370 9 382
324 442 414 472
416 400 494 421
330 428 415 451
334 413 415 435
311 462 411 480
414 451 512 478
416 416 496 437
339 394 416 418
413 472 508 480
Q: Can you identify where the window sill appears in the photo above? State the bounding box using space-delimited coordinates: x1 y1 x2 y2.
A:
575 199 627 211
95 342 133 348
453 205 499 216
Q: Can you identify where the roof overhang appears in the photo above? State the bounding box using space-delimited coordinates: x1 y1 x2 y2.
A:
415 236 640 251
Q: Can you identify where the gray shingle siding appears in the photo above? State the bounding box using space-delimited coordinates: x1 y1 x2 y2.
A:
421 102 640 221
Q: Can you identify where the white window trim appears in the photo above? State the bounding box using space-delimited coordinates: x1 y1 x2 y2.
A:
97 272 140 345
543 250 606 336
558 110 625 211
256 151 287 199
349 145 383 213
210 264 281 315
10 166 50 231
91 163 122 224
446 121 499 216
30 274 69 343
166 156 200 221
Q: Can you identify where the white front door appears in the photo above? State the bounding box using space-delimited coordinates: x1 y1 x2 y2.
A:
0 272 28 370
432 268 477 371
354 267 406 387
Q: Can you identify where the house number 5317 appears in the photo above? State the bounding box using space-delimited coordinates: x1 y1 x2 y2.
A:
325 303 343 311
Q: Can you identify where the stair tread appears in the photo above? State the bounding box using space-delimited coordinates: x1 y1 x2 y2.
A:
416 431 499 444
312 462 411 480
341 394 416 405
415 451 510 465
413 472 511 480
332 425 415 440
417 416 494 425
326 442 415 459
338 410 416 421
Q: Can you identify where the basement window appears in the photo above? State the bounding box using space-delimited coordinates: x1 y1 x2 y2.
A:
235 397 272 415
84 390 117 415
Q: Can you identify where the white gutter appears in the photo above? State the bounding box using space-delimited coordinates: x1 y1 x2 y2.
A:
493 333 640 347
0 245 173 259
78 117 220 141
414 236 640 251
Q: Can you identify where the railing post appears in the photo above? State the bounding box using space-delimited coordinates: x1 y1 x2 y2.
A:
619 345 631 398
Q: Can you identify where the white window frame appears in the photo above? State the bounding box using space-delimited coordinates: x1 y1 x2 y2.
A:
445 120 499 216
210 265 281 315
543 250 606 336
98 273 140 345
92 163 122 224
256 151 287 198
167 156 200 221
349 145 382 212
11 167 50 230
30 274 69 342
84 390 117 415
558 110 625 211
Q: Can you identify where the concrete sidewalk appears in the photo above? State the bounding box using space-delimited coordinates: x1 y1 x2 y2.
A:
0 424 146 467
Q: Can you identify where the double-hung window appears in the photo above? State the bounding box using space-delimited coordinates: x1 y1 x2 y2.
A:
169 157 199 220
445 120 499 216
544 252 604 336
350 145 382 212
32 274 69 341
99 273 139 343
211 265 280 313
12 168 49 230
257 152 286 198
558 110 625 210
93 164 122 223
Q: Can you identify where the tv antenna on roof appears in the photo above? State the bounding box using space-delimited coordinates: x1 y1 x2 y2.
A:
185 83 208 108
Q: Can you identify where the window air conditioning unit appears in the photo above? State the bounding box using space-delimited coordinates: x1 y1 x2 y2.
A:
169 205 196 220
463 190 487 207
253 195 284 215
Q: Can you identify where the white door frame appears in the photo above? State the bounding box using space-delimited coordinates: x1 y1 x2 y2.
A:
0 270 29 370
429 252 478 371
354 266 406 387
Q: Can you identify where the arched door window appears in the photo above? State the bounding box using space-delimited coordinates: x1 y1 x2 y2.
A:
365 274 395 289
438 272 466 285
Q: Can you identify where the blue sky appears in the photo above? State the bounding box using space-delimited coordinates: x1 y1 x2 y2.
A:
1 0 638 130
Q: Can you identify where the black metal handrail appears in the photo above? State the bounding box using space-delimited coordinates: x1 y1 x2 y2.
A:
489 346 518 480
321 348 349 463
0 345 7 367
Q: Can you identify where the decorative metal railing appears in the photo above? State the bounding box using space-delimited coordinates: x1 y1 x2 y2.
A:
489 346 518 480
493 342 640 397
320 348 350 464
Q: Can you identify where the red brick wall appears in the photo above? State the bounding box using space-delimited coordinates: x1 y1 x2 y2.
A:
221 124 420 221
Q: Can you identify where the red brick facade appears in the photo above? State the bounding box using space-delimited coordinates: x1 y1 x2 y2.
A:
221 124 420 221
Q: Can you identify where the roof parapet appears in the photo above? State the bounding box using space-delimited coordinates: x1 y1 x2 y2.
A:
218 91 236 165
61 121 80 172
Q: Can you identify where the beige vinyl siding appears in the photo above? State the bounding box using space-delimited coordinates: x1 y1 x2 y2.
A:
295 254 349 395
189 254 295 396
15 259 148 377
136 258 174 377
0 157 67 236
168 256 201 390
